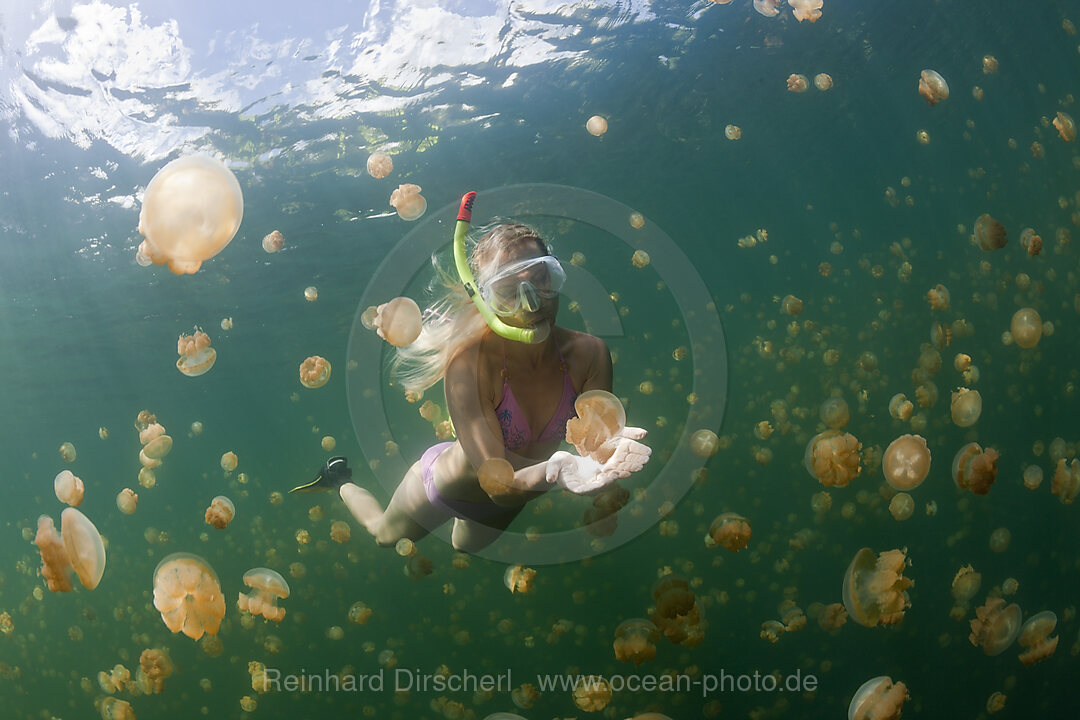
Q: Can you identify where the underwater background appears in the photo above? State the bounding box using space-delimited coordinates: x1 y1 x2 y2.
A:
1 0 1079 718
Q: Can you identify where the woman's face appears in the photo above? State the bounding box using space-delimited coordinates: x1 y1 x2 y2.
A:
486 241 560 327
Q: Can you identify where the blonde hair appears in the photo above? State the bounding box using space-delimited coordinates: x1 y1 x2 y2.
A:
390 223 549 394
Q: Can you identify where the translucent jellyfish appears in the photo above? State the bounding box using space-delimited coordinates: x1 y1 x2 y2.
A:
650 576 705 647
238 568 290 622
989 526 1010 553
330 520 351 544
511 683 541 710
848 677 909 720
176 330 217 376
220 451 238 472
888 394 914 421
389 184 427 221
781 294 804 316
366 152 394 179
1010 308 1042 348
804 430 862 487
1051 458 1079 504
629 212 645 229
586 115 608 136
204 496 235 529
974 213 1008 251
917 129 930 144
504 565 536 594
137 155 244 275
986 692 1006 713
262 230 284 253
690 429 720 458
34 515 74 592
882 434 931 490
321 435 336 451
141 433 173 464
1019 228 1042 256
613 618 660 665
153 553 225 640
631 249 651 268
707 512 752 552
724 124 742 140
299 356 331 388
888 493 914 521
1017 611 1058 665
951 565 981 603
1022 464 1043 490
1053 111 1076 142
818 602 848 631
100 697 136 720
982 55 998 73
789 0 823 23
60 508 106 590
304 286 318 302
374 297 423 347
819 396 850 429
926 283 950 310
137 648 173 694
116 489 138 515
753 0 782 17
477 457 515 498
953 442 999 494
814 72 833 90
918 69 949 105
969 597 1021 655
950 388 982 427
54 470 85 507
787 73 809 93
565 390 626 462
842 547 913 627
59 441 77 463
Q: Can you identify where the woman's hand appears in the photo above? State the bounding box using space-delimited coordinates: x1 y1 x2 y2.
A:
546 436 652 495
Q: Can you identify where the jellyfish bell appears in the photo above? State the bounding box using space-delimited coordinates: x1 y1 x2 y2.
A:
842 547 912 627
238 567 290 622
819 396 850 429
814 72 833 90
974 213 1008 251
477 457 516 498
848 676 909 720
389 184 427 221
100 697 136 720
176 330 217 376
142 434 173 461
1017 610 1058 665
1053 112 1076 142
299 356 332 388
61 507 106 590
753 0 781 17
261 230 284 253
565 390 627 462
789 0 824 23
918 69 949 105
787 74 809 93
153 553 225 640
366 152 393 179
969 597 1021 655
804 430 862 487
137 155 244 275
54 470 85 507
950 388 982 427
707 512 752 551
1010 308 1042 349
613 618 660 665
585 115 608 136
116 488 138 515
690 429 720 458
204 496 235 529
953 442 1000 494
59 441 77 463
376 297 423 347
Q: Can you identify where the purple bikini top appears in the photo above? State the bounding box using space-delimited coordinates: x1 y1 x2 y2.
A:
495 346 578 451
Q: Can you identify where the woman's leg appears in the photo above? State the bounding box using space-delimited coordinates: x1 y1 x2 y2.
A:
339 459 450 547
450 507 523 554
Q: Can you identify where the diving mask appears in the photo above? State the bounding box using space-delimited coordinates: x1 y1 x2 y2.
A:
480 255 566 316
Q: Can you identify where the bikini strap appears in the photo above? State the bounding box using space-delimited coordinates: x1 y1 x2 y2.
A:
501 339 510 380
556 344 569 374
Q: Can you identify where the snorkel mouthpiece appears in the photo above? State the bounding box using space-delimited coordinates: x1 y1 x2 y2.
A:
454 191 546 344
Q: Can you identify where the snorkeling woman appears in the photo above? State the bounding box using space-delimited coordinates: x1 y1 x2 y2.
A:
333 192 650 553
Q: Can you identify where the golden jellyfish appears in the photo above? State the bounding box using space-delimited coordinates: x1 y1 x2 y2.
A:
888 393 914 422
629 212 645 229
100 697 136 720
153 553 225 640
477 457 515 499
631 249 651 268
220 451 238 472
261 230 284 253
842 547 913 627
366 152 393 179
1017 611 1058 665
753 0 782 18
987 692 1006 714
848 677 909 720
299 356 331 388
176 330 216 376
707 512 752 552
918 69 949 106
53 470 85 507
375 297 423 347
1051 458 1079 504
790 0 823 22
1019 227 1042 256
1022 464 1043 490
613 618 660 665
304 285 318 302
34 515 74 592
116 488 138 515
787 73 809 93
204 496 235 529
59 440 77 463
138 467 156 489
950 388 982 427
982 55 998 73
1010 308 1042 348
819 602 848 631
814 73 833 90
389 184 427 221
888 493 914 521
917 129 930 144
504 565 536 594
690 429 720 458
220 317 233 330
137 648 173 694
238 568 290 622
724 124 741 140
819 396 850 429
883 435 931 491
953 442 999 494
141 433 173 466
60 508 106 590
572 676 611 712
330 520 351 544
969 597 1021 655
585 115 608 136
565 390 626 462
974 213 1008 251
321 435 336 451
137 155 243 275
1053 111 1076 142
926 283 950 310
951 565 982 603
804 430 862 488
781 294 803 316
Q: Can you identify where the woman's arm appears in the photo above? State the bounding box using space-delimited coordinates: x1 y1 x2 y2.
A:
577 335 614 393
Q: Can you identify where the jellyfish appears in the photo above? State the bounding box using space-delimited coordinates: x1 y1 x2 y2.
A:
137 648 173 694
888 493 914 521
299 356 331 388
818 602 848 632
204 496 235 529
787 74 809 93
1053 112 1076 142
389 184 427 221
926 283 950 310
585 115 608 136
262 230 284 253
511 684 541 710
303 285 318 302
888 394 914 422
1050 457 1079 503
690 429 720 458
707 512 752 552
842 547 913 627
1017 611 1058 665
651 576 705 647
1019 228 1042 256
969 597 1021 655
137 155 243 275
629 212 646 229
100 697 136 720
374 297 423 347
848 677 909 720
53 470 85 507
631 249 651 268
141 433 173 465
789 0 823 22
176 330 217 376
951 565 982 603
950 388 982 427
572 676 612 712
982 55 998 73
565 390 627 462
613 618 660 665
753 0 781 17
953 442 999 494
153 553 225 640
476 457 515 499
34 515 74 592
330 521 351 544
504 565 536 594
220 451 238 472
918 69 949 105
882 434 931 491
238 568 290 622
59 508 106 590
1010 308 1042 348
724 124 742 140
814 72 833 90
116 489 138 515
781 294 804 316
804 430 862 487
819 396 850 429
974 213 1008 251
366 152 394 179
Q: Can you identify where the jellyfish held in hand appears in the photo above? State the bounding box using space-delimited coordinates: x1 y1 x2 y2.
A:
565 390 626 463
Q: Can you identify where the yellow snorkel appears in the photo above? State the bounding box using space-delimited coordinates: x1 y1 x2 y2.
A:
454 191 549 344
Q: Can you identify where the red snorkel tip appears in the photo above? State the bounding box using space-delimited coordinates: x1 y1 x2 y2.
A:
457 191 477 223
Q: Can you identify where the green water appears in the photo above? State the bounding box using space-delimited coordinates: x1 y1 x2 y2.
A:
1 0 1078 718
